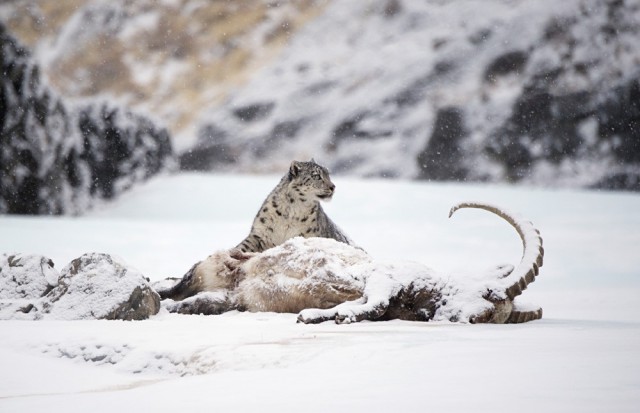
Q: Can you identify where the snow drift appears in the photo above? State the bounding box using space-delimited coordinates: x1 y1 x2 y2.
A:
0 174 638 412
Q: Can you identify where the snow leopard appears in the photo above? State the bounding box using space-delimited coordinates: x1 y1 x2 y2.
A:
159 159 356 300
234 159 355 253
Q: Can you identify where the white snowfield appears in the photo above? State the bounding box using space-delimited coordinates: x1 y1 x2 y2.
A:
1 173 639 412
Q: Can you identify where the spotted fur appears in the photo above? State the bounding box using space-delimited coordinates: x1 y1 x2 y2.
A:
235 159 355 253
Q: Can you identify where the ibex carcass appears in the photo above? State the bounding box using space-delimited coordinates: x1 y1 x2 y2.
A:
158 202 544 324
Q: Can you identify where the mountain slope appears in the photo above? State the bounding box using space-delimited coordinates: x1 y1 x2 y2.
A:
3 0 639 189
191 0 640 189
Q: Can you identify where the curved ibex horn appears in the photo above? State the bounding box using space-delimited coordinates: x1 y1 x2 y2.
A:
449 202 544 300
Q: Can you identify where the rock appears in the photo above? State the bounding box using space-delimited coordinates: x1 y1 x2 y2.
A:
382 0 403 18
597 78 640 163
179 124 237 170
44 253 160 320
0 253 59 320
327 111 393 152
483 50 529 83
0 252 160 320
232 102 275 122
0 254 58 300
248 118 308 159
486 75 640 183
331 111 373 144
417 107 467 181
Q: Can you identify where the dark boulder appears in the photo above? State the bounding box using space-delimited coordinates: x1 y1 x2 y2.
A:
179 124 237 170
417 107 467 181
597 78 640 163
483 50 529 83
232 102 275 122
326 111 392 152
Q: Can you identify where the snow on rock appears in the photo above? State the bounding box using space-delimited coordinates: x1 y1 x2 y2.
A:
0 253 59 320
0 22 175 215
45 253 161 320
0 253 58 300
0 252 160 320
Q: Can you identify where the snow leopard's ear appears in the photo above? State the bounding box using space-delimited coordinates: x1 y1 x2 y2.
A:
289 161 301 177
310 158 316 164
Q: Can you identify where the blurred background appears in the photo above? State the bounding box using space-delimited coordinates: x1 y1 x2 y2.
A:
1 0 639 215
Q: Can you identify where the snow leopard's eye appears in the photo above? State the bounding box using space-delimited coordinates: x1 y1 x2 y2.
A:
312 173 321 180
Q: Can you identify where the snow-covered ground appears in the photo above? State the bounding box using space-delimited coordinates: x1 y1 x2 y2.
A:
1 173 639 412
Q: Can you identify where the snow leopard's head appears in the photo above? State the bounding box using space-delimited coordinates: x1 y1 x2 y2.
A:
288 159 335 201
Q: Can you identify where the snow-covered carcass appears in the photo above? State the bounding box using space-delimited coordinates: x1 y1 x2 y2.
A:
158 202 544 324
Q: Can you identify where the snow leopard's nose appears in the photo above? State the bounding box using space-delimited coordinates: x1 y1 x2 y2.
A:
328 183 335 192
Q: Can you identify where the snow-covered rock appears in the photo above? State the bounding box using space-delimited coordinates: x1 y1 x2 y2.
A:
45 253 160 320
0 253 59 320
0 23 175 215
0 252 160 320
0 253 59 300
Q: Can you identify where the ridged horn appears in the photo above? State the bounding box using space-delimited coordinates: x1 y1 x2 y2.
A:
449 202 544 300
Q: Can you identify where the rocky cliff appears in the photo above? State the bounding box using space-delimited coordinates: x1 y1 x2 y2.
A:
2 0 639 190
190 0 640 189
